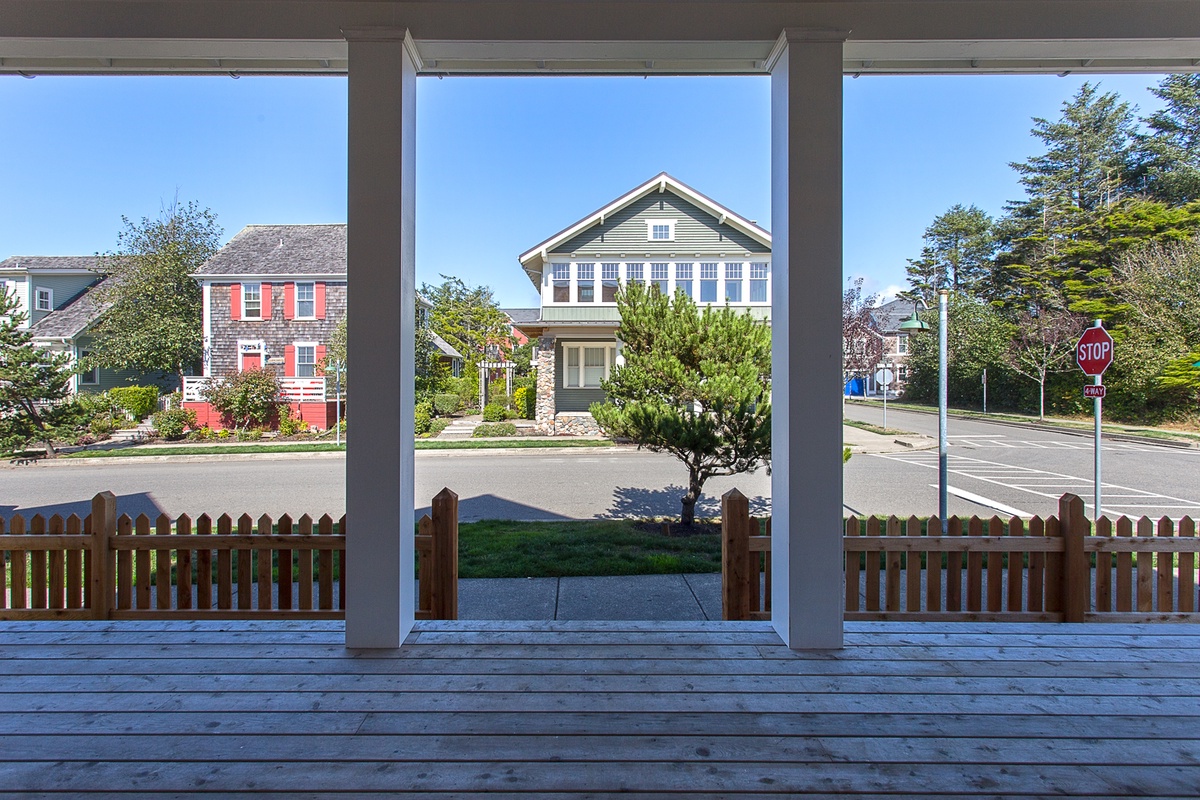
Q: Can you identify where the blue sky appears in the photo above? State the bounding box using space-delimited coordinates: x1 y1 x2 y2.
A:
0 72 1168 308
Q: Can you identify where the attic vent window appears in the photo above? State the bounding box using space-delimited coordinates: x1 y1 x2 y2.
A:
647 220 676 242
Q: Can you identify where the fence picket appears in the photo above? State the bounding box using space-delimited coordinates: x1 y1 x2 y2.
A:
1006 516 1024 612
844 516 860 613
905 516 921 613
1137 516 1154 612
116 515 133 611
1094 517 1112 613
1115 516 1133 612
237 515 253 611
1158 516 1175 613
1027 516 1045 612
966 516 983 613
177 514 193 610
1181 517 1196 614
135 515 152 610
256 514 273 611
0 516 7 611
217 514 234 610
297 514 314 612
318 515 334 611
155 514 171 610
946 516 962 612
278 514 294 611
28 515 47 610
196 515 213 610
864 517 881 613
338 515 347 611
66 514 83 610
47 515 65 610
1044 515 1062 614
987 515 1004 612
885 516 901 613
926 515 942 612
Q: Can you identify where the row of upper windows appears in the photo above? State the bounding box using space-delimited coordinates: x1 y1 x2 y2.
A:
550 261 770 304
230 281 326 321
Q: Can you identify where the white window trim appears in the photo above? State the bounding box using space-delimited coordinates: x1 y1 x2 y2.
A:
561 341 618 389
646 219 676 241
34 286 53 312
294 281 317 320
237 339 266 371
241 282 263 321
294 340 319 377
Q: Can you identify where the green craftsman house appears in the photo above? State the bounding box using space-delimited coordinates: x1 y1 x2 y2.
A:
0 255 177 395
514 173 772 435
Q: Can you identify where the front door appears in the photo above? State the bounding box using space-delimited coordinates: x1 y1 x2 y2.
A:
241 352 262 371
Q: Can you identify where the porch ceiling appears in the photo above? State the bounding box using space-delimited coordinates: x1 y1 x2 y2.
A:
2 1 1199 76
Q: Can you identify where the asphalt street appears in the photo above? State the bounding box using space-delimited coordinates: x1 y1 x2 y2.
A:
3 409 1197 521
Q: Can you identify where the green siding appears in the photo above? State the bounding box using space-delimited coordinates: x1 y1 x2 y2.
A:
542 306 621 322
29 274 100 325
74 335 178 396
554 339 611 413
551 191 768 257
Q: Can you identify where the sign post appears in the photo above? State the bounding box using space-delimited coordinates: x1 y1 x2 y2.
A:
874 365 894 430
1075 322 1114 519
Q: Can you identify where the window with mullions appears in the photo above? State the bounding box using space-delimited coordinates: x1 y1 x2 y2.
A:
242 283 262 318
650 262 669 294
563 343 618 388
674 262 693 298
750 262 769 303
577 263 595 303
897 334 908 355
296 345 316 378
601 263 620 302
725 262 743 303
296 282 315 318
626 262 644 284
699 262 718 303
552 263 570 302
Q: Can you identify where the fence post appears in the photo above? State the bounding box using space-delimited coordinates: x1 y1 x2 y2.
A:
431 487 459 620
1060 493 1088 623
90 491 116 620
722 488 751 621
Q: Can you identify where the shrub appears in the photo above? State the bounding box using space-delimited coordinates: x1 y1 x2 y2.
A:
201 369 281 432
512 386 536 419
277 407 310 437
433 393 460 416
188 425 214 441
216 428 231 439
473 421 517 437
482 402 506 422
415 400 433 435
89 416 115 438
152 407 197 440
454 374 479 408
109 386 160 420
236 427 263 442
429 417 450 436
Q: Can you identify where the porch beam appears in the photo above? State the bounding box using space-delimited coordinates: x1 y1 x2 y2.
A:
344 30 417 648
769 28 847 650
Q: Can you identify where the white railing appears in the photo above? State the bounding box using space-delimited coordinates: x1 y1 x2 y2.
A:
182 375 327 404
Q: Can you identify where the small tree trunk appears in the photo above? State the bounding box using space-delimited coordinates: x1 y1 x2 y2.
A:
680 468 705 527
1038 374 1046 421
22 401 56 458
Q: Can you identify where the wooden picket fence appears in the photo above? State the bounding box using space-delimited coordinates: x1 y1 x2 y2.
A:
722 489 1200 623
1 488 459 621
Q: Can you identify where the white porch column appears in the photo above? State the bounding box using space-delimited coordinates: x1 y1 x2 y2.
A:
344 29 418 648
768 29 847 650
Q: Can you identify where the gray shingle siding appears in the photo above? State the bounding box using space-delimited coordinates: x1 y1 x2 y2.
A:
208 281 347 377
550 191 768 256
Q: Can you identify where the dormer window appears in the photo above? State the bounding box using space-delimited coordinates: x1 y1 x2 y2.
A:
626 262 644 284
35 287 53 312
577 263 595 303
750 262 769 303
601 263 620 302
650 263 669 294
646 220 676 241
552 263 570 303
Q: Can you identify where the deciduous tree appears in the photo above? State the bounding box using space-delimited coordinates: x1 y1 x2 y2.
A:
1005 305 1087 420
590 283 771 526
842 278 883 395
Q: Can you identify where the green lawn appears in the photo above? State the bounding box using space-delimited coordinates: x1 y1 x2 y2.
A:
53 438 616 459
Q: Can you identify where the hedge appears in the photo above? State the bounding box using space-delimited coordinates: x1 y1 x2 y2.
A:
109 386 160 420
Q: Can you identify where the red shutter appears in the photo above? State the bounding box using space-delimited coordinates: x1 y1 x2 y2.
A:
230 283 241 320
261 283 272 320
314 345 327 375
284 345 296 377
315 282 327 320
283 282 296 320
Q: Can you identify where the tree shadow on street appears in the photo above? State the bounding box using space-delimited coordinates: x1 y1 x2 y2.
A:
603 484 769 520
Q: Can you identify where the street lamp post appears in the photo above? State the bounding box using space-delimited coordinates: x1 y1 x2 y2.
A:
899 292 948 534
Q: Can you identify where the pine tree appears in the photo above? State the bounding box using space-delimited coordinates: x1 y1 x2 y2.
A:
590 283 771 526
904 205 996 302
1139 74 1200 204
0 286 75 456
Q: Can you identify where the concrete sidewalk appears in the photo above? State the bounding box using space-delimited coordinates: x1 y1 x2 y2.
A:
458 574 724 620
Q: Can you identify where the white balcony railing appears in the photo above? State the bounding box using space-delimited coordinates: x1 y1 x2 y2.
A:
182 375 327 404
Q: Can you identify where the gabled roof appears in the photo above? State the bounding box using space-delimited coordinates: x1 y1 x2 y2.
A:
430 331 464 361
872 298 921 333
0 255 102 274
194 224 346 278
500 307 540 325
28 275 111 339
517 173 771 284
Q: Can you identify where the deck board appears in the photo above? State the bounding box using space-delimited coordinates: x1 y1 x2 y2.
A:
1 620 1198 796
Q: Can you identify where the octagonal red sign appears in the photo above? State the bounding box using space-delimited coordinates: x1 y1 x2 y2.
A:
1076 326 1114 376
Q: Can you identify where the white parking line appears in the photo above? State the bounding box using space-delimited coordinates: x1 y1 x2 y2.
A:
938 485 1032 517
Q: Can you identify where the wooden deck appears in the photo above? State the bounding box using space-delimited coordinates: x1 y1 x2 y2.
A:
1 620 1199 797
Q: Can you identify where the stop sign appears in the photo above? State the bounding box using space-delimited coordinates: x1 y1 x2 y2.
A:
1076 326 1114 376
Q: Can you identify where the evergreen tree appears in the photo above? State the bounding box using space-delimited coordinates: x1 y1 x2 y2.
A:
88 201 221 385
904 205 996 302
1139 74 1200 204
0 286 75 456
590 283 771 526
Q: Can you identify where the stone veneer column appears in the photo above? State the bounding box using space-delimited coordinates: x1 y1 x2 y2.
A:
535 336 557 435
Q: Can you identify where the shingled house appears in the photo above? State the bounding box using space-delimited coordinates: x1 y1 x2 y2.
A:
188 224 460 430
512 173 772 435
0 255 175 394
